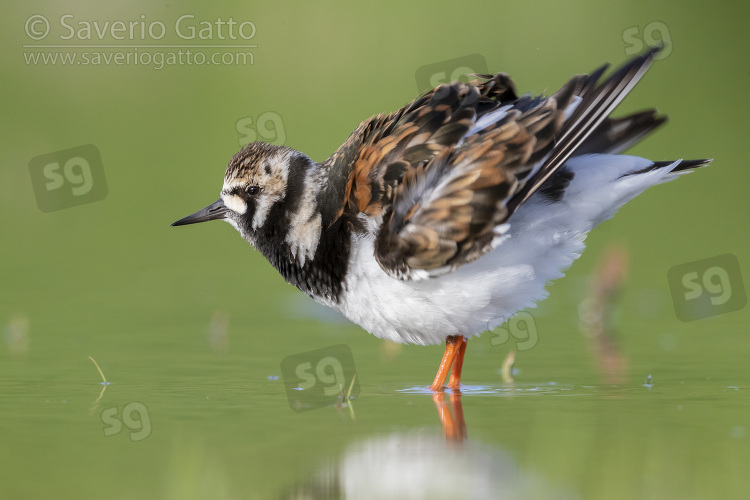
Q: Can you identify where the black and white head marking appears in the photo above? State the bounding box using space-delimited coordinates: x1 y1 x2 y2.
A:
220 142 324 266
214 142 351 302
222 142 294 231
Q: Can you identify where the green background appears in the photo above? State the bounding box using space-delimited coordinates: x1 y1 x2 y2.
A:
2 1 748 498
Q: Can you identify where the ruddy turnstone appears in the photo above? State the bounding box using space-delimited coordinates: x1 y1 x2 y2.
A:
173 47 710 391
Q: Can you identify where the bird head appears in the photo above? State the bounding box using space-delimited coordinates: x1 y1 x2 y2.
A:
172 141 322 263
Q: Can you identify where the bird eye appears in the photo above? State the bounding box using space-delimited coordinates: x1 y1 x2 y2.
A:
245 185 261 196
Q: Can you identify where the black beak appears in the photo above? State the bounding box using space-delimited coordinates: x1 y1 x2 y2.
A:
171 199 229 226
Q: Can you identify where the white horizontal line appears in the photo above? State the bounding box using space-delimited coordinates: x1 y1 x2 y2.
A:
22 44 258 48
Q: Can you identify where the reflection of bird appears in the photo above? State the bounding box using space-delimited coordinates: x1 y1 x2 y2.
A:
280 430 577 499
173 47 710 391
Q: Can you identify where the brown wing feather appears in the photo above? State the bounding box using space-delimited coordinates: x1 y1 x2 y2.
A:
319 48 664 280
374 87 577 278
319 77 519 228
344 84 481 220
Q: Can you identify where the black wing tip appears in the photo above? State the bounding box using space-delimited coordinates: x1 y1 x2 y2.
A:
655 158 713 171
573 109 669 157
622 159 713 178
630 109 669 132
505 48 667 215
581 45 662 95
560 47 661 155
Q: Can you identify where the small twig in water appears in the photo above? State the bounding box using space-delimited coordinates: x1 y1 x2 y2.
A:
346 374 357 420
87 356 110 414
88 356 109 385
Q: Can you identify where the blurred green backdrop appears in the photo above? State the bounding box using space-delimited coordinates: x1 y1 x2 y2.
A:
1 1 749 498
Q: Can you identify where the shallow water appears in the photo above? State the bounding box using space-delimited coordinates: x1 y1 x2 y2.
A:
2 301 748 499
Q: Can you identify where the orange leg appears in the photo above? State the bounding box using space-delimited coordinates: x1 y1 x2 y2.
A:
447 337 468 392
432 391 467 441
429 335 466 392
433 391 451 428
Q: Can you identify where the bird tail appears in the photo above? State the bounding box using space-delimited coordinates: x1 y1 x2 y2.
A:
506 47 662 215
620 158 713 178
573 109 667 156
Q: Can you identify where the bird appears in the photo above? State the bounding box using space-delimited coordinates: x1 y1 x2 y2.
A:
172 47 710 392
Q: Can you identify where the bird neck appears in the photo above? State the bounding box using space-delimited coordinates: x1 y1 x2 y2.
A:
248 157 353 304
253 215 351 304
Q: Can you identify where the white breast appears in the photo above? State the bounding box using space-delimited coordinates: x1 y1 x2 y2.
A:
335 228 579 345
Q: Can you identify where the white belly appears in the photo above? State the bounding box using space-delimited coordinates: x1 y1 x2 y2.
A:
336 222 583 345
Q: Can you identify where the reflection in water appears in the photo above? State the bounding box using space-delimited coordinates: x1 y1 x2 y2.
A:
433 392 466 441
579 245 629 385
165 437 235 500
398 383 577 397
3 313 30 355
207 309 230 354
501 350 516 383
380 339 404 362
282 394 578 499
